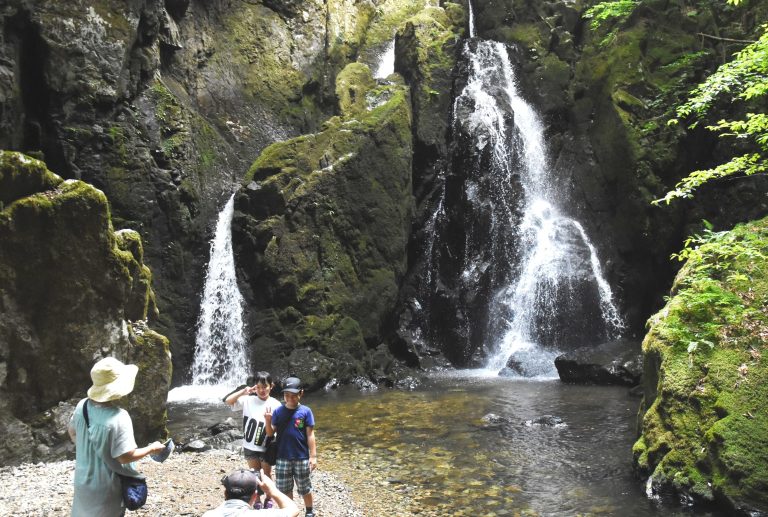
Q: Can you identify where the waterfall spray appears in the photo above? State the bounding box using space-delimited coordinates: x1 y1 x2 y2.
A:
417 24 623 376
190 193 250 386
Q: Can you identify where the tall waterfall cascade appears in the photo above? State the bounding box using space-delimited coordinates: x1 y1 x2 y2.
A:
189 193 250 387
418 1 623 377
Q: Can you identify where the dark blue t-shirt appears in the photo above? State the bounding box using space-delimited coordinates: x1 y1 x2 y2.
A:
272 404 315 460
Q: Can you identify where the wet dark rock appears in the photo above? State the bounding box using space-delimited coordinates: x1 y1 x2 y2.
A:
208 418 238 436
181 439 212 453
351 377 379 392
393 376 421 391
554 339 643 386
206 430 243 451
500 348 561 378
164 0 190 20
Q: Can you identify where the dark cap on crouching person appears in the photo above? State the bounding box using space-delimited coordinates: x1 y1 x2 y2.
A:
221 469 260 502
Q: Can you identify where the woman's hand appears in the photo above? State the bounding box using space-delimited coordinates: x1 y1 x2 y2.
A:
148 441 166 453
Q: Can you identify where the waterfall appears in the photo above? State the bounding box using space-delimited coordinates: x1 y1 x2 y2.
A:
419 19 623 375
189 193 250 386
374 38 395 79
468 0 475 38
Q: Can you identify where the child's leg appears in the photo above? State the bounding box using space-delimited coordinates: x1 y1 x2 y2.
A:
247 457 262 470
295 459 313 512
262 460 274 507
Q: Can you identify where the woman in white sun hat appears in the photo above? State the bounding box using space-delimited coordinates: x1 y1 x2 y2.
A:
68 357 166 516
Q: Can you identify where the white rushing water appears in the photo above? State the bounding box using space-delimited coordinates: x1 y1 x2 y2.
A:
468 0 476 38
186 193 250 392
452 28 622 375
374 38 395 79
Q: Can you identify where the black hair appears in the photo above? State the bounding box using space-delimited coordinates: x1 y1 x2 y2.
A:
252 371 272 386
224 489 253 503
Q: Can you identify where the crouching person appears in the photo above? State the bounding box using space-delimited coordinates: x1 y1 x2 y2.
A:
203 468 300 517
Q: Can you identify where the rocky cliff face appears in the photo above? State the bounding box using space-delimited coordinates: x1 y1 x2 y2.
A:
232 63 415 389
633 216 768 514
0 151 171 466
0 0 416 384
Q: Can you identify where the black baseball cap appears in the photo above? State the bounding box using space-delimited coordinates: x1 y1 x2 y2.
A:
282 377 302 393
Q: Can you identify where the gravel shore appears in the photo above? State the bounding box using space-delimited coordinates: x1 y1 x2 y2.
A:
0 448 409 516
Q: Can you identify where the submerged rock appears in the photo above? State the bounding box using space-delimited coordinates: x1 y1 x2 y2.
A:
524 415 566 428
480 413 510 428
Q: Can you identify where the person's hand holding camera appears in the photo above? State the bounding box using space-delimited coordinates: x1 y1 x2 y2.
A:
257 471 278 498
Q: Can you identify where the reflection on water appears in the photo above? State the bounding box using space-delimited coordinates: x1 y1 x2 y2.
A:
168 373 724 516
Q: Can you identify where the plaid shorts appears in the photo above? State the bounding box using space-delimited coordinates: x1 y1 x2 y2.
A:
274 458 312 496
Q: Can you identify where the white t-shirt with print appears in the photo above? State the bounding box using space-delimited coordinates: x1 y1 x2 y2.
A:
232 395 282 451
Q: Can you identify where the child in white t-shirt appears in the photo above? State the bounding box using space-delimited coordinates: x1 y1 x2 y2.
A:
225 371 282 479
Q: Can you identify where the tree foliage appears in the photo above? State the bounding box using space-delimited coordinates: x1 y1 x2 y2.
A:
583 0 638 31
584 0 766 204
657 24 768 204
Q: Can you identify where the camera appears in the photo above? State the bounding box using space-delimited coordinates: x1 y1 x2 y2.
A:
250 469 264 495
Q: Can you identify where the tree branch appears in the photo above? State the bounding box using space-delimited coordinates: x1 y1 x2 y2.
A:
696 33 757 44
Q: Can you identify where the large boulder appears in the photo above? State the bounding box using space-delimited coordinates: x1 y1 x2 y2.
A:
0 151 171 465
555 339 643 386
232 64 413 390
633 217 768 514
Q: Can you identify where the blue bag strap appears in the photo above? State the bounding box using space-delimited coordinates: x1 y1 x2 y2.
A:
83 399 90 428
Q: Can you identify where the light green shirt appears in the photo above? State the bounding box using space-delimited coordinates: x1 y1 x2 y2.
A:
70 398 139 517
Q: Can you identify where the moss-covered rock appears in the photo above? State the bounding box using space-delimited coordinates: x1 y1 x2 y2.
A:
233 65 413 389
335 62 378 117
634 217 768 514
0 151 171 465
0 152 63 206
396 4 464 155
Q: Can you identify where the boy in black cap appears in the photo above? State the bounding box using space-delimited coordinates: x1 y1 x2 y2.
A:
202 468 299 516
265 377 317 517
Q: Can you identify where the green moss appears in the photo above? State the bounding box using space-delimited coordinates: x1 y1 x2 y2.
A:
360 0 427 51
396 5 462 148
636 216 768 509
240 63 413 371
0 153 165 407
497 23 544 50
335 62 376 117
0 151 63 207
108 126 129 165
219 5 308 125
150 80 184 130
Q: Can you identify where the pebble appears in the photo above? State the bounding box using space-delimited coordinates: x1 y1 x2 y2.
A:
0 448 410 516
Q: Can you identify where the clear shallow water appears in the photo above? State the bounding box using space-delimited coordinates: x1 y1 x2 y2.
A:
168 373 723 516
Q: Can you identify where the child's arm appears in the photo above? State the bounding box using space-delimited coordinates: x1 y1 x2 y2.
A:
306 426 317 471
265 404 276 436
224 386 253 406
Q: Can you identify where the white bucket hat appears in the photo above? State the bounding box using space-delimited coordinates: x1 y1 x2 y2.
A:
87 357 139 402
